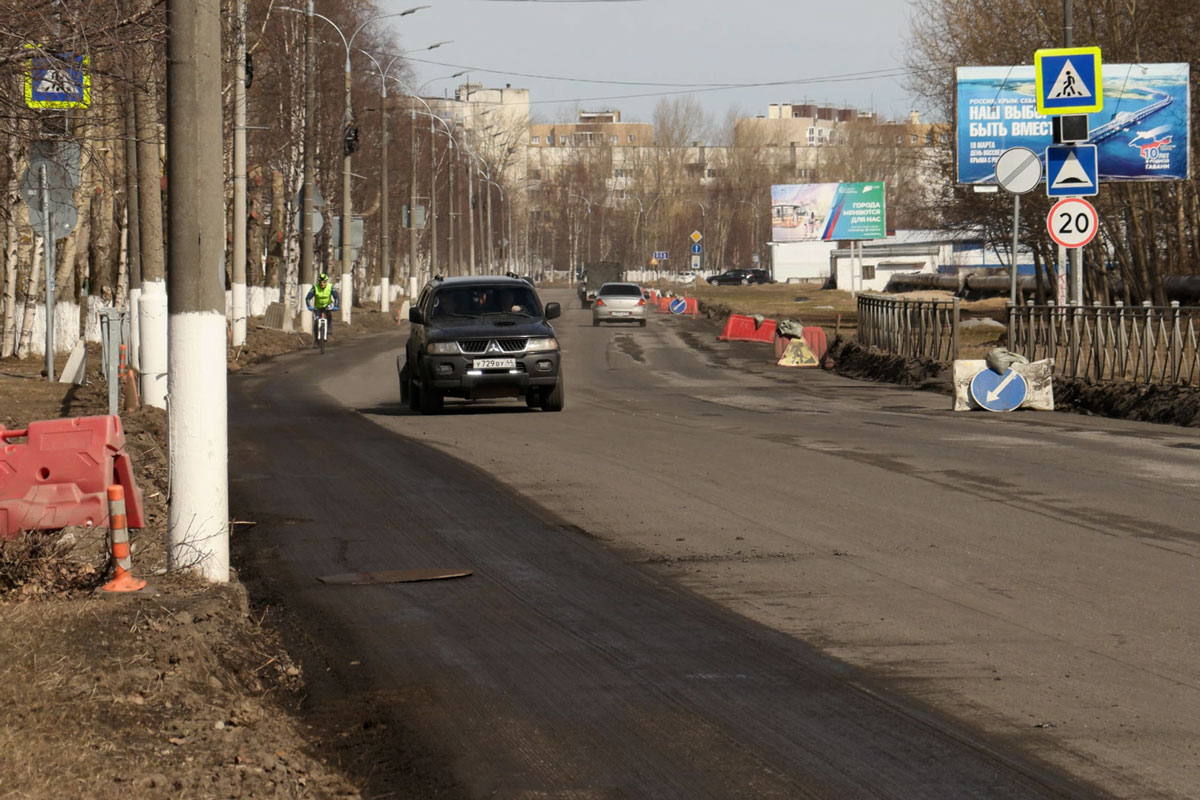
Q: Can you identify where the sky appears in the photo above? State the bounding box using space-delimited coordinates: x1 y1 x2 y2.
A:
376 0 920 130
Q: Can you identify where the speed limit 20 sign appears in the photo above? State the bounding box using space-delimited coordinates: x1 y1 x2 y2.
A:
1046 197 1098 248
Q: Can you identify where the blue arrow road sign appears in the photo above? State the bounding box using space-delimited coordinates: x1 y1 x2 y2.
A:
1034 47 1102 115
1045 144 1098 197
970 368 1028 412
669 298 687 315
690 243 702 255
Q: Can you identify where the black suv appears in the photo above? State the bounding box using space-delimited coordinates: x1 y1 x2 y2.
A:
707 269 772 286
399 276 564 414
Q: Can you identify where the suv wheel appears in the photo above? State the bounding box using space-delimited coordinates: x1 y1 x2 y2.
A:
540 374 565 412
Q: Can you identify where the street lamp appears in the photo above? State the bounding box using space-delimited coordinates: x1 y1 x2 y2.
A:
282 4 429 323
359 41 449 313
570 193 594 278
736 199 761 272
389 73 462 284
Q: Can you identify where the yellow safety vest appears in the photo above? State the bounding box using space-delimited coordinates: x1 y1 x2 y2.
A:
312 283 333 309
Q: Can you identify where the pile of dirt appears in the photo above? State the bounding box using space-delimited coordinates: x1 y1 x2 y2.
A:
824 335 951 392
1055 379 1200 426
0 302 422 799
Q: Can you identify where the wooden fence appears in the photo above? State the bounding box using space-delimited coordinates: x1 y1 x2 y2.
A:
1006 302 1200 387
856 293 960 362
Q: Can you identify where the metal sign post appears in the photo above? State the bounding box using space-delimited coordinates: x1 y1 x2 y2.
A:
39 165 55 380
994 147 1042 305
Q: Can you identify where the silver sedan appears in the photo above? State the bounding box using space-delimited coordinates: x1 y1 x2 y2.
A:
591 282 648 327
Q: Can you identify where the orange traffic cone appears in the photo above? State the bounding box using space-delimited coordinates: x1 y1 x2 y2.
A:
102 485 146 592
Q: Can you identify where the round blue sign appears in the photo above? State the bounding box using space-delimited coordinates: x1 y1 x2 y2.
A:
669 298 687 315
969 368 1028 412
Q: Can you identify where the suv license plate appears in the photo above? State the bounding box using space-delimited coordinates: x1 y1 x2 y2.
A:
473 358 516 369
611 311 630 316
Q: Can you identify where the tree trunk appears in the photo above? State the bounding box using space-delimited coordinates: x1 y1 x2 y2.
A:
2 135 22 357
17 237 42 360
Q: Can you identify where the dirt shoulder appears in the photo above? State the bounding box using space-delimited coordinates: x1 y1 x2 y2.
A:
1 306 443 800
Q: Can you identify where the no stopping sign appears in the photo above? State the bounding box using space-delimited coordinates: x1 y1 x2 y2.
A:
1047 197 1098 248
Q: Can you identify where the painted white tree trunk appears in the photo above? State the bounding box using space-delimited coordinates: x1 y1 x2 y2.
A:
248 284 267 317
379 276 389 312
139 280 168 409
167 310 229 582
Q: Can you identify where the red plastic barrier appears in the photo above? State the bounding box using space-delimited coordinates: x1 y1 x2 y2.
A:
802 326 829 363
683 297 699 317
646 290 660 302
0 415 145 540
717 314 777 343
657 297 672 313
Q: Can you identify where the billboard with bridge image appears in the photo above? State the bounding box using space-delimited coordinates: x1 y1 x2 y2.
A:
956 63 1190 184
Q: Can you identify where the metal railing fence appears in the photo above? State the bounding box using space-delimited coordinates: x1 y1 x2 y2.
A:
856 293 960 362
1006 302 1200 387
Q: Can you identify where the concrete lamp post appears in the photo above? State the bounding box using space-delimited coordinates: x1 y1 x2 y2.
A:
359 41 450 314
282 4 429 325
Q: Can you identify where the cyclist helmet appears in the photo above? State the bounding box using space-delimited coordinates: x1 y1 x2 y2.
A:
317 273 328 283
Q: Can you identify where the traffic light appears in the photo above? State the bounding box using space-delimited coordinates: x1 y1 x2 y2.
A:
343 123 360 156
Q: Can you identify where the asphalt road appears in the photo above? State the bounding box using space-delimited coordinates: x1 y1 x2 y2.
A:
230 289 1199 799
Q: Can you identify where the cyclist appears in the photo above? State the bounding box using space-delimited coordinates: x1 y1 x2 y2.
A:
305 273 340 347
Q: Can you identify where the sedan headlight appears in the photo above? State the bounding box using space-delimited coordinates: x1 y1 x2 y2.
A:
426 341 459 354
525 337 559 353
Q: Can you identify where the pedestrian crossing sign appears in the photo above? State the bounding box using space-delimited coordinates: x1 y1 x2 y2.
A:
1034 47 1102 115
24 46 90 110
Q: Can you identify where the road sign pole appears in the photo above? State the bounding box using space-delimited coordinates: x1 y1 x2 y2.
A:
1072 246 1083 305
39 165 55 380
1011 193 1020 305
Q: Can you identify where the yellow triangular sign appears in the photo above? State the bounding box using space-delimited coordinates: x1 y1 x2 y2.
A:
778 337 818 367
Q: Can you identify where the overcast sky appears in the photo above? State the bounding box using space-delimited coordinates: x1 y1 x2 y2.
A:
376 0 919 130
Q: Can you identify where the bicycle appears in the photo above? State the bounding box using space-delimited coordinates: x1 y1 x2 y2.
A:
310 306 337 355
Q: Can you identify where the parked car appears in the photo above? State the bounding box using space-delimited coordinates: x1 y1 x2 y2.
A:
399 275 563 414
707 269 773 286
592 282 647 327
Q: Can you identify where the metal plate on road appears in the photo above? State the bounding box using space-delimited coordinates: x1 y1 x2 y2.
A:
994 147 1042 194
317 569 473 585
1046 197 1098 248
969 368 1028 412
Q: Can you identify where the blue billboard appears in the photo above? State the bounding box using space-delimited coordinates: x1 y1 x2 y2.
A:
956 63 1190 184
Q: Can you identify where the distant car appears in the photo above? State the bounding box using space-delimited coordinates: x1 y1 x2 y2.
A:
707 269 772 286
592 282 647 327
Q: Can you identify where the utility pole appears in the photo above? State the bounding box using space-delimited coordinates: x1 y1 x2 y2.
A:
231 0 247 346
166 0 229 582
340 50 354 324
299 0 315 336
409 100 419 290
1063 0 1083 306
379 69 391 314
448 129 458 275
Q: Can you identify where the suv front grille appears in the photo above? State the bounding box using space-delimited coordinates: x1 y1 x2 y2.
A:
456 338 527 354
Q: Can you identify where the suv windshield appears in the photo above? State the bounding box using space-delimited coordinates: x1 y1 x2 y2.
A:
431 285 541 319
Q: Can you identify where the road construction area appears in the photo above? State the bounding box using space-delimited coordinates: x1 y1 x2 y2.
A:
225 288 1199 798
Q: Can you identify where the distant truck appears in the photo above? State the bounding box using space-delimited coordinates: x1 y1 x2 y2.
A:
577 261 624 308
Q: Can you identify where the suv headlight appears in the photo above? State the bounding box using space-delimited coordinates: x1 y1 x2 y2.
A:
525 337 559 353
426 341 459 354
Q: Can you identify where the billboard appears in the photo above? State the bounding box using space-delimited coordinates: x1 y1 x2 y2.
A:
771 182 886 242
956 63 1190 184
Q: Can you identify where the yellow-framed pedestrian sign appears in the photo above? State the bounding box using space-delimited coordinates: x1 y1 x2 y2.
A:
1034 46 1102 115
24 45 91 110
